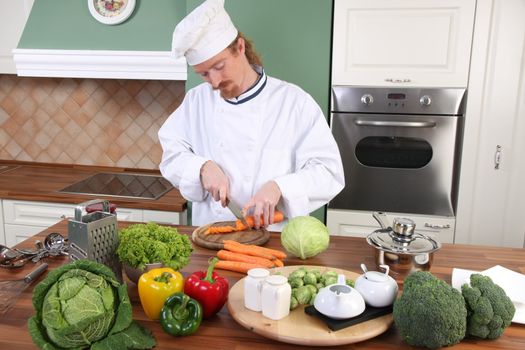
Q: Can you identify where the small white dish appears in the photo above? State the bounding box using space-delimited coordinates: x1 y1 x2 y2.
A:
314 274 365 320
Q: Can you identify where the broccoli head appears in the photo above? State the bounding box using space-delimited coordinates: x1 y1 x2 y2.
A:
393 271 467 349
461 274 515 339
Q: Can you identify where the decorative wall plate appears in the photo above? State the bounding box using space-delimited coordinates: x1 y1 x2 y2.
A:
88 0 136 25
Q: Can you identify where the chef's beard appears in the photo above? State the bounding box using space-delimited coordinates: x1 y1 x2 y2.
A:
216 80 241 100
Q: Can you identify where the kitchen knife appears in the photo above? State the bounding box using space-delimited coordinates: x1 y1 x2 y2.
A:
227 199 250 228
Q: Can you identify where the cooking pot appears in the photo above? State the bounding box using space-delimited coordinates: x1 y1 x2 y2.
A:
366 212 441 280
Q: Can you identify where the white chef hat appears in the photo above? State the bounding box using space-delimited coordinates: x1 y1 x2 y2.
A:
172 0 238 66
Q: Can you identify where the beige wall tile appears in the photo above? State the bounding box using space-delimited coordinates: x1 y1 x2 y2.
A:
0 75 185 169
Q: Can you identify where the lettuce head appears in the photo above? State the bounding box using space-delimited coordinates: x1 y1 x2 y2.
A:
281 216 330 259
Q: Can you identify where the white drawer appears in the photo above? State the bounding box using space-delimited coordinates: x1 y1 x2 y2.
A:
143 209 182 225
4 223 44 247
3 200 75 226
115 207 143 222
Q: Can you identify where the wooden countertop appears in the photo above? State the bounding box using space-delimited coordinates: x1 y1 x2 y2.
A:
1 220 524 349
0 161 186 212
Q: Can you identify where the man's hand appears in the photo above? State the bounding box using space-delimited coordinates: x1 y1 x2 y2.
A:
200 160 229 207
243 181 282 229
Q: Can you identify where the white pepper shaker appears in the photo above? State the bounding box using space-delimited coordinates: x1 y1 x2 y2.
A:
244 268 270 312
261 275 291 320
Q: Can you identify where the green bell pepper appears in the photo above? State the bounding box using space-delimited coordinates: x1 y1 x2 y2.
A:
160 292 202 336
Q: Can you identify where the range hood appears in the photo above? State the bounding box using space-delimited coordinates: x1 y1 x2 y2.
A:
14 0 187 80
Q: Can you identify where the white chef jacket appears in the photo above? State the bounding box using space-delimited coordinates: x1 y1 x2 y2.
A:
158 67 344 230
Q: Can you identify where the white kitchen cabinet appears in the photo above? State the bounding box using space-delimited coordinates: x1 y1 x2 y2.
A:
327 209 455 244
2 199 185 247
455 0 525 248
332 0 476 87
0 0 34 73
143 209 185 225
114 207 143 222
2 200 74 246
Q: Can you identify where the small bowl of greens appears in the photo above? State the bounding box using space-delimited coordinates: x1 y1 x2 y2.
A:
117 222 193 284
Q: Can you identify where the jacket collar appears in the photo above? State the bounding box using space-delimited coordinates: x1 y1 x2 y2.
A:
224 65 266 105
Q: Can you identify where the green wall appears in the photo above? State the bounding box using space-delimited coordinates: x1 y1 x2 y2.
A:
186 0 333 222
18 0 185 50
186 0 333 118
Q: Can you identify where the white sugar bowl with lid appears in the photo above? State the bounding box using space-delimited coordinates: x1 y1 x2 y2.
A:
355 263 398 308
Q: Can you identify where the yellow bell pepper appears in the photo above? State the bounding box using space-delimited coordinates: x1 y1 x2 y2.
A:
138 267 184 320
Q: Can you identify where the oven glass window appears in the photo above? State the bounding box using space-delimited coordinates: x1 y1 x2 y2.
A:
355 136 432 168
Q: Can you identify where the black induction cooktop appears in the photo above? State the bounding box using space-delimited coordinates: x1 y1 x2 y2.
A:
58 173 173 200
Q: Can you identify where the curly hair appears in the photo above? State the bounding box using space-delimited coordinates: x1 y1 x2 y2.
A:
227 32 263 67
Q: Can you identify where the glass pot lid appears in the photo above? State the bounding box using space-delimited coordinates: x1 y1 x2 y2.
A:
366 217 441 254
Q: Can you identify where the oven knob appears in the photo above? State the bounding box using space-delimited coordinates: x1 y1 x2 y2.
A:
420 95 432 106
361 94 374 105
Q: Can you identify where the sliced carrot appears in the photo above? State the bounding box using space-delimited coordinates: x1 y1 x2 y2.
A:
214 260 265 274
223 240 287 260
223 241 276 261
217 250 275 268
206 225 236 235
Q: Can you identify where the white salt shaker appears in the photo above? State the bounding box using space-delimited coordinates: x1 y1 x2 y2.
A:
261 275 291 320
244 268 270 312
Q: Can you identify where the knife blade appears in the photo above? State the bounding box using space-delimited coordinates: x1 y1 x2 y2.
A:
227 199 250 228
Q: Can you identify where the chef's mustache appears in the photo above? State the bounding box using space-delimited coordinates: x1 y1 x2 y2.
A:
214 81 233 90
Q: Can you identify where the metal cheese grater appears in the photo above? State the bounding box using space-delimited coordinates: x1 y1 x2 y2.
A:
68 199 122 282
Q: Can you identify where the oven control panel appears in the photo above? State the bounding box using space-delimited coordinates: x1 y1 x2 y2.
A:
332 86 466 116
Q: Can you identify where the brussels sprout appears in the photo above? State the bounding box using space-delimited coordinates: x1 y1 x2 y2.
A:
308 269 322 281
309 292 317 305
346 278 355 288
324 276 338 287
322 270 338 280
289 269 307 280
316 282 324 291
295 286 312 305
289 277 304 289
290 296 299 310
305 284 317 296
304 272 318 286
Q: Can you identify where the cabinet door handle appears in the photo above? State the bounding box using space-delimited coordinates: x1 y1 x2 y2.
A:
494 145 502 169
384 78 411 83
424 223 451 229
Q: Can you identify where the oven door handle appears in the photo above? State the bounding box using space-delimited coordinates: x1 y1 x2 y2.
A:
354 120 436 128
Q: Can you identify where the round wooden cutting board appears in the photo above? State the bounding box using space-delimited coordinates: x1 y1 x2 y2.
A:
227 265 393 346
191 221 270 250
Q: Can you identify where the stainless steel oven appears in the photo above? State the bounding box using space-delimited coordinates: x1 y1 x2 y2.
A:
329 87 466 217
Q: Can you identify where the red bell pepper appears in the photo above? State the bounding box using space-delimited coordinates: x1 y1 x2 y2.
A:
184 257 229 319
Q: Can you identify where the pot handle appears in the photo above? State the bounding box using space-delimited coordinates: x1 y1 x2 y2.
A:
373 212 390 230
379 264 390 276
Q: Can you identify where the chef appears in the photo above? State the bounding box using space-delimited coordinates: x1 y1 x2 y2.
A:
158 0 344 230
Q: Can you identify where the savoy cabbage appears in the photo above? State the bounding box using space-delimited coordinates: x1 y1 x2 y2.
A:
28 259 155 349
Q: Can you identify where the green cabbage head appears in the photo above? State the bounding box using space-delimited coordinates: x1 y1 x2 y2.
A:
281 216 330 259
28 259 155 350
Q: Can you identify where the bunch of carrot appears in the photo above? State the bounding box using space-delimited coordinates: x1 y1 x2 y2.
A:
206 211 285 234
214 240 287 274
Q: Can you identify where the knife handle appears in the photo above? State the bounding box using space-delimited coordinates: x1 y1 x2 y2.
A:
24 263 49 283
